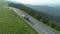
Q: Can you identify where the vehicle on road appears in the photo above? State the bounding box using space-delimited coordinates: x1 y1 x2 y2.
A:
22 15 29 20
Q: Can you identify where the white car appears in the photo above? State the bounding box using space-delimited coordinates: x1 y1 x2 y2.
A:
22 14 26 18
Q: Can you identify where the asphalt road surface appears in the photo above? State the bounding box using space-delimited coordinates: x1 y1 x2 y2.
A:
9 7 56 34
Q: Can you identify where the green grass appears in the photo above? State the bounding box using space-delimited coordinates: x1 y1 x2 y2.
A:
0 4 38 34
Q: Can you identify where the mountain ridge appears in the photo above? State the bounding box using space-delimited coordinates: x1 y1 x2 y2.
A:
24 4 60 17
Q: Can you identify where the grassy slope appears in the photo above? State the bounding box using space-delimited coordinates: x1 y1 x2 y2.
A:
0 1 38 34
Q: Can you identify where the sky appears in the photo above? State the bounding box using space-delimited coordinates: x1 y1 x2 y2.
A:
7 0 60 6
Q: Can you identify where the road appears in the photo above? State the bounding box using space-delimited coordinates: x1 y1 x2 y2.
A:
9 7 56 34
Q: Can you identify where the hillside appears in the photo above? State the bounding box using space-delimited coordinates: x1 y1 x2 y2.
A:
0 0 38 34
7 2 60 32
24 4 60 16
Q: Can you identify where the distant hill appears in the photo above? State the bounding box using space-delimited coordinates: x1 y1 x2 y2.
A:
24 4 60 17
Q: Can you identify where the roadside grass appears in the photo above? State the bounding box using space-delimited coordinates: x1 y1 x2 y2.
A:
0 6 38 34
20 10 60 34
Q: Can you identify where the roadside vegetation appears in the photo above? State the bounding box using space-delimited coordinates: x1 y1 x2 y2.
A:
0 1 38 34
8 2 60 34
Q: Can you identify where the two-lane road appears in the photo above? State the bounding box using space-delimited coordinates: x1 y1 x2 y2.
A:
9 7 56 34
